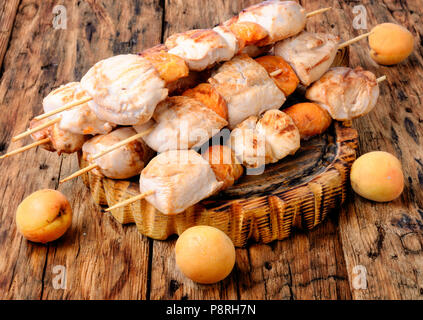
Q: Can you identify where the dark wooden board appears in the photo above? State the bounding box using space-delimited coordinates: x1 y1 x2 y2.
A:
0 0 422 300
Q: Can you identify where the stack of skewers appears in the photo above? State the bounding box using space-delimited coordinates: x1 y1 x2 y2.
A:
1 1 386 216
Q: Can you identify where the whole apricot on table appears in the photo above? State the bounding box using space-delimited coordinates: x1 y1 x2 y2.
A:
369 23 414 65
175 226 236 284
350 151 404 202
16 189 72 243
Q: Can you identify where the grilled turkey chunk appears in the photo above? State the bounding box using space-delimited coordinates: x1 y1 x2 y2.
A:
209 54 286 129
274 31 340 86
82 127 154 179
134 96 227 153
306 67 380 121
140 150 223 214
29 118 86 154
81 54 168 126
43 82 115 135
235 0 306 46
166 27 238 71
230 109 300 168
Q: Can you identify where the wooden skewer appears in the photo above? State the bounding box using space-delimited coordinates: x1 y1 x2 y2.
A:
90 127 154 160
105 190 155 212
269 32 372 79
376 75 387 83
269 69 283 77
59 163 98 184
59 127 154 184
306 7 331 18
32 8 331 123
34 97 93 121
12 118 60 142
338 32 372 49
0 138 50 159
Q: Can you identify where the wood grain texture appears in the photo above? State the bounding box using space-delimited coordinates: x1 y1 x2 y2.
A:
0 0 422 300
0 0 20 71
330 0 423 300
0 0 162 300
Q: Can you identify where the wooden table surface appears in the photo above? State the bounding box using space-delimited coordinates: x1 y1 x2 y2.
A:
0 0 422 300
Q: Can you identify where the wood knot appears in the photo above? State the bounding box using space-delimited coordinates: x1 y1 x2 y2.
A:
39 163 49 170
400 232 423 254
169 279 180 295
367 223 385 260
20 3 39 19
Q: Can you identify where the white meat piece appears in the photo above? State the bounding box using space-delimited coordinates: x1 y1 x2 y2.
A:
306 67 380 121
29 118 86 154
43 82 85 114
256 109 300 163
274 31 340 86
133 96 227 153
82 127 154 179
60 103 115 135
29 118 55 152
43 82 115 134
139 149 223 214
230 116 267 168
230 109 300 167
81 54 168 126
236 1 306 46
208 54 285 129
49 123 86 154
166 28 238 71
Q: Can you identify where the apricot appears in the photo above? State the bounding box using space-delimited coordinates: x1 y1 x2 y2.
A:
183 83 228 120
284 102 332 139
175 226 236 284
350 151 404 202
16 189 72 243
369 23 414 65
255 55 299 97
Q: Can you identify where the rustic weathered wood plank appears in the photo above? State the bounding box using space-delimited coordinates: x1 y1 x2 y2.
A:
0 0 20 71
0 0 66 299
40 0 163 300
236 216 351 300
1 0 422 300
0 0 163 299
316 0 423 299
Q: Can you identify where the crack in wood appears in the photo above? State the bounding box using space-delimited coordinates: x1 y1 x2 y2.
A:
39 245 49 300
367 223 386 260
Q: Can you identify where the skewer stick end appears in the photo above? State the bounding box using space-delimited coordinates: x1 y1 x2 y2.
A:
0 138 50 159
306 7 331 18
376 75 387 83
269 69 283 77
59 163 98 184
338 31 373 49
34 96 93 121
105 190 155 212
12 117 60 142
